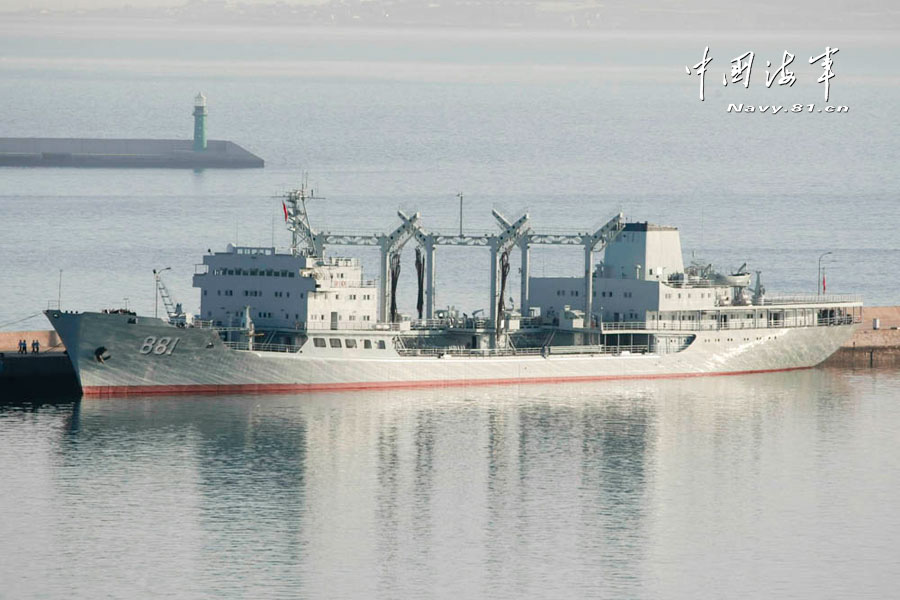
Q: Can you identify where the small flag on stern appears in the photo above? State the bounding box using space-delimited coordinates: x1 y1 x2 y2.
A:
282 201 289 222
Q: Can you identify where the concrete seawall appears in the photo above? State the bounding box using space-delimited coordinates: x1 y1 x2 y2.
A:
0 330 77 397
0 330 63 352
824 306 900 368
0 354 80 398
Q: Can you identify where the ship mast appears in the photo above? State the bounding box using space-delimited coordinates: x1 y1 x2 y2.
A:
283 183 325 258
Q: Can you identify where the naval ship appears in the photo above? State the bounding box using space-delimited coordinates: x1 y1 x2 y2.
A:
46 187 862 396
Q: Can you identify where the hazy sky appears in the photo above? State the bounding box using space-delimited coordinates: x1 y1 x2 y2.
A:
3 0 325 9
2 0 897 33
2 0 895 15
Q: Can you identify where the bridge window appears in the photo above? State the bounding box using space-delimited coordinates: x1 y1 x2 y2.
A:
364 340 372 349
313 338 326 347
377 340 386 349
345 339 357 348
329 338 342 348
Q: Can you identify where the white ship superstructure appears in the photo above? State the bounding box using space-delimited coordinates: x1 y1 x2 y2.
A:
46 186 862 396
193 247 377 344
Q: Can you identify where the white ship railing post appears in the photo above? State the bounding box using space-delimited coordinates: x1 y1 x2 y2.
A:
520 237 531 315
583 243 594 328
424 236 436 320
489 242 499 332
378 243 391 323
582 213 625 333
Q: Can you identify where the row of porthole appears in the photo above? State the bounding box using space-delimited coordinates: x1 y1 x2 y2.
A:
311 338 387 350
213 268 295 278
705 336 776 342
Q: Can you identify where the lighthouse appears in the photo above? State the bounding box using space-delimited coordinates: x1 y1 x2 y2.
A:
193 92 207 151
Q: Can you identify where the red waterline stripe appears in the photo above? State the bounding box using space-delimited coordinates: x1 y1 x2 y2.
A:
80 366 812 397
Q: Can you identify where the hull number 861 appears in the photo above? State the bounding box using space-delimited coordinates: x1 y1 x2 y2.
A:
139 336 180 355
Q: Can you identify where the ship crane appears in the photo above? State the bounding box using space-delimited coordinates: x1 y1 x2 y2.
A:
153 268 186 325
490 209 531 334
378 211 425 322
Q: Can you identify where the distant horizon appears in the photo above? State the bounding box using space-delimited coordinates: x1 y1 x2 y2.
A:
3 0 898 33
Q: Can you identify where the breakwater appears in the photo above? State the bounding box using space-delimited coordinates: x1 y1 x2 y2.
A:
0 138 264 169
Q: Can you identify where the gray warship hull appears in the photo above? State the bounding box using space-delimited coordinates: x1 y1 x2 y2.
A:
47 310 857 397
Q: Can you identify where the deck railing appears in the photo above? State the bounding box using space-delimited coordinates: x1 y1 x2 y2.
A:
601 314 858 332
760 294 862 305
224 341 303 353
396 344 652 358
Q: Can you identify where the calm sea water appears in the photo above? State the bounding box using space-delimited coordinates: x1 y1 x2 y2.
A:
3 370 900 598
2 20 899 599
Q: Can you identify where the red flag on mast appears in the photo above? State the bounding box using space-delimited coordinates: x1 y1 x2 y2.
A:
282 201 289 222
822 273 826 293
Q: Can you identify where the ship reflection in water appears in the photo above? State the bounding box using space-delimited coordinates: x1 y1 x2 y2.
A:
1 369 899 598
